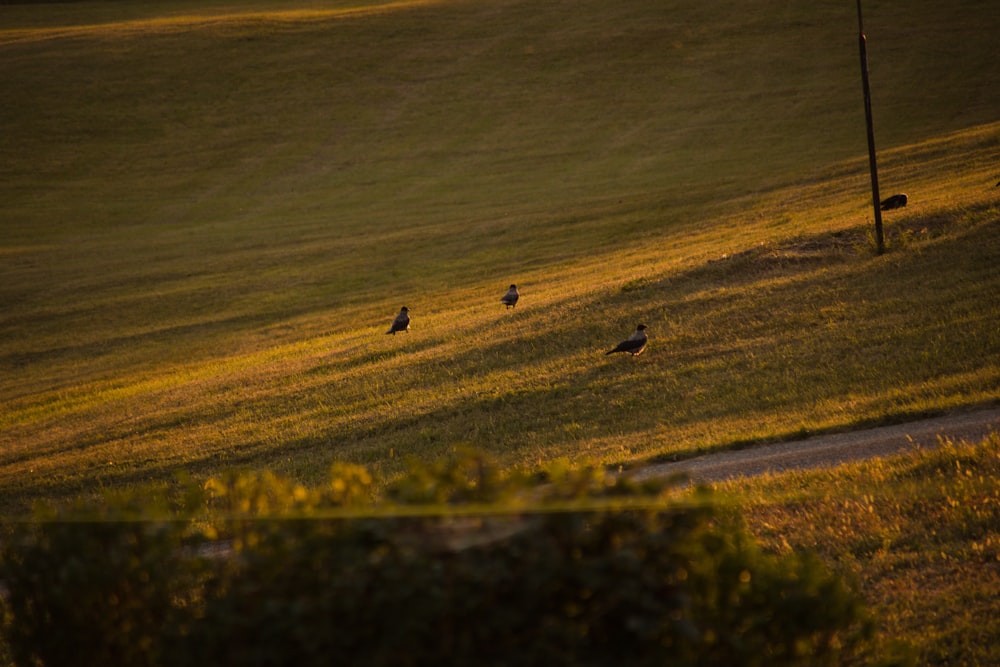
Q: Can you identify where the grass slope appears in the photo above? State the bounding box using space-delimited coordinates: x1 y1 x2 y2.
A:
1 0 999 513
722 433 1000 665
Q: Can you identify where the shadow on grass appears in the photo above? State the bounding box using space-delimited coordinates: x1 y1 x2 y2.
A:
5 207 997 515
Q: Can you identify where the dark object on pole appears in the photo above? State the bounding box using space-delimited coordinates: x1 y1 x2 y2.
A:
857 0 885 254
880 193 908 210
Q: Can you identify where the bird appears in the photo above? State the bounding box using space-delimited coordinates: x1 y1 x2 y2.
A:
606 324 648 356
386 306 410 335
880 193 908 210
501 284 519 309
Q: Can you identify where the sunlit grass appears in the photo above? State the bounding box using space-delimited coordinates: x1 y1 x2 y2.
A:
4 176 997 510
0 5 998 661
715 434 1000 664
0 0 444 43
1 0 998 515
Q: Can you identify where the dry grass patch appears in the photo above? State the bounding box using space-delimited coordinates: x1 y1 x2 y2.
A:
1 0 998 514
717 435 1000 664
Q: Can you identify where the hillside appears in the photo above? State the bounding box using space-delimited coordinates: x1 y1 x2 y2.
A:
1 0 998 512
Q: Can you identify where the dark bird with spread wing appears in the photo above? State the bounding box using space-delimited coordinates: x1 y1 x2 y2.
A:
606 324 648 356
501 284 519 309
386 306 410 335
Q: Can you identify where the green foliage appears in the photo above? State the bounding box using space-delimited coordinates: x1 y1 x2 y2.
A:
0 517 206 667
385 446 518 506
1 450 872 666
203 462 374 517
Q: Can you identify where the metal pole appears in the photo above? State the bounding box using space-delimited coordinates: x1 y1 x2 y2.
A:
857 0 885 254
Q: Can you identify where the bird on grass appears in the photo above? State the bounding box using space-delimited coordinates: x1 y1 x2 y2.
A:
501 284 520 309
386 306 410 335
880 193 908 210
606 324 648 356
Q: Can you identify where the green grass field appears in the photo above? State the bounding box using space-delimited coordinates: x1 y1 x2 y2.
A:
2 2 1000 662
722 433 1000 664
2 0 999 517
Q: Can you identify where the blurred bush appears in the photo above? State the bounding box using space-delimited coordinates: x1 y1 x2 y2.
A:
1 451 871 666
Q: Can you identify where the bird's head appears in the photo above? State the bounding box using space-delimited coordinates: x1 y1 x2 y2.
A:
636 324 647 331
509 284 517 289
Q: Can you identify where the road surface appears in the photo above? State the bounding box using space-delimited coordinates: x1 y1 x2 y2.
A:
631 406 1000 485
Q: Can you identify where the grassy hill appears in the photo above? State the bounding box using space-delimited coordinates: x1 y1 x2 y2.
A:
1 0 999 513
726 432 1000 664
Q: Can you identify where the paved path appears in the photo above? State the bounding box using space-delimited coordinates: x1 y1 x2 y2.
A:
631 406 1000 485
